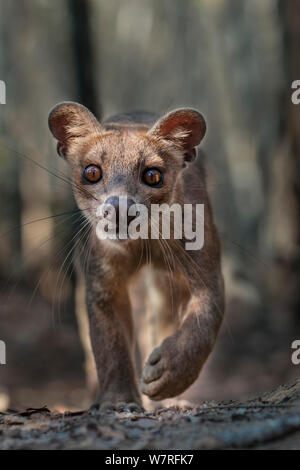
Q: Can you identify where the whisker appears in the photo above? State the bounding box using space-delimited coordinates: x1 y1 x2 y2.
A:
27 216 90 312
54 219 91 323
0 208 87 241
1 210 82 300
3 145 99 202
219 231 269 268
150 217 175 320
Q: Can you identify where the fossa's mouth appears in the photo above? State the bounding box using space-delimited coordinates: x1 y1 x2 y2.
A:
94 199 205 251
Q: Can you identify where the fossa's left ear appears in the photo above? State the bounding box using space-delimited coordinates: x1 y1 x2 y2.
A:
147 108 206 162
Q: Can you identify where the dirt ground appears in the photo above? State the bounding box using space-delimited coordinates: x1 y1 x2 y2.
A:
1 378 300 450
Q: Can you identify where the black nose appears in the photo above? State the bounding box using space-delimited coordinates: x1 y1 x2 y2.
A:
104 196 136 226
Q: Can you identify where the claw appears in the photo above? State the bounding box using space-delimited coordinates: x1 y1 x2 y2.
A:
148 347 161 365
142 361 164 384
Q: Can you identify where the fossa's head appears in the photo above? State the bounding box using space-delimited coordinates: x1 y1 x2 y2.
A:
48 102 206 240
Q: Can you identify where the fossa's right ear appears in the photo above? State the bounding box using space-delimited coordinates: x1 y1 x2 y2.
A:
148 108 206 163
48 102 102 158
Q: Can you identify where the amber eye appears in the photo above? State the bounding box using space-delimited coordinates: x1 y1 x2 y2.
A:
143 168 163 187
82 165 102 183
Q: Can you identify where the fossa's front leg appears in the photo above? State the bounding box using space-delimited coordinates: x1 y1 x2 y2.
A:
141 269 224 400
86 273 142 412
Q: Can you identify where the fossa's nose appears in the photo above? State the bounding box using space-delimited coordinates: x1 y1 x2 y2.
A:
104 196 136 226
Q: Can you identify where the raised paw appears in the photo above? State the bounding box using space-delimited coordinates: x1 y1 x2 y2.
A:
140 338 200 401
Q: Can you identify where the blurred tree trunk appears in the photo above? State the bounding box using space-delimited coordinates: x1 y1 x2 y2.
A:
68 0 100 119
0 0 77 294
283 0 300 320
0 2 22 279
267 0 300 326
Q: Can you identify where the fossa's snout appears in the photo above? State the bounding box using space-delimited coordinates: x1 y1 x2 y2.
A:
104 196 137 229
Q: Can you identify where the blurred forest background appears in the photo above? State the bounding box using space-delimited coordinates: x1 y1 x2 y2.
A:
0 0 300 412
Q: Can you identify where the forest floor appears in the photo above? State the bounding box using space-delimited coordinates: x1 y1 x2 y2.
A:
1 378 300 450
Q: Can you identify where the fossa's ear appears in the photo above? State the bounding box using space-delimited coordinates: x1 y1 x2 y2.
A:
148 108 206 162
48 101 102 158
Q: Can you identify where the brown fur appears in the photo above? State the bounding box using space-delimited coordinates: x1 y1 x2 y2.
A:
48 102 224 410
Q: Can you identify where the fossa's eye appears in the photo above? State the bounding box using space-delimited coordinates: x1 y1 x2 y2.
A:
143 168 163 187
82 164 102 183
